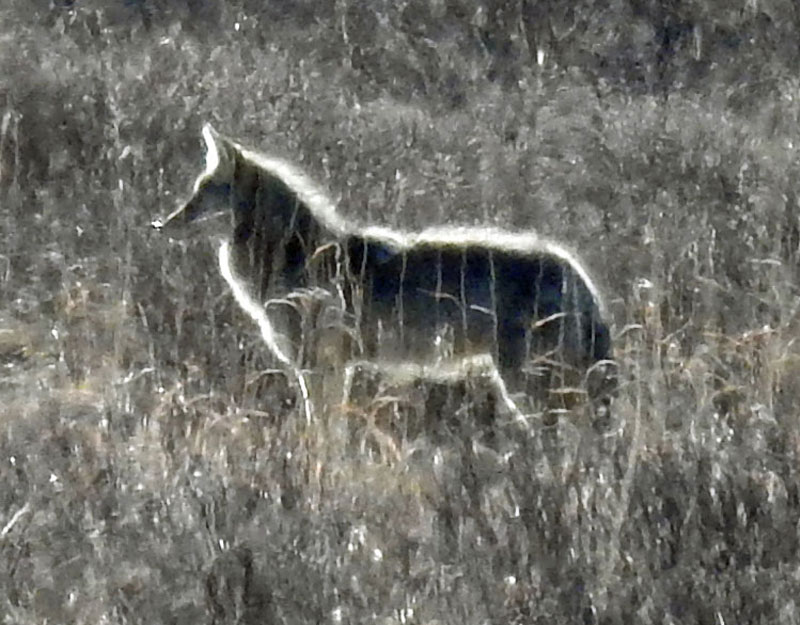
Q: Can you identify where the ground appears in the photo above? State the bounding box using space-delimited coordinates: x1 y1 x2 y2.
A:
1 2 800 623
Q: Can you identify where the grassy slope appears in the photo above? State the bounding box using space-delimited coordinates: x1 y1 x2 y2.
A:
1 3 799 623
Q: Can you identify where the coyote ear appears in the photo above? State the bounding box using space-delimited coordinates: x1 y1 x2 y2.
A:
201 122 234 178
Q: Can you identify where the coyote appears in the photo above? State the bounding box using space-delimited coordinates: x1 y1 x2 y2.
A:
153 124 615 416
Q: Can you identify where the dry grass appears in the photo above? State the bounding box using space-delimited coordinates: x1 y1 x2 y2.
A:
1 3 800 623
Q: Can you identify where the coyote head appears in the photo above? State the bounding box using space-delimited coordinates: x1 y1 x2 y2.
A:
152 123 235 236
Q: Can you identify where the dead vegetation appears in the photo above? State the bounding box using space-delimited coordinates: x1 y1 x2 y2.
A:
1 1 800 623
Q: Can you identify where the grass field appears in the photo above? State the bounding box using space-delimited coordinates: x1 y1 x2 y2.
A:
2 2 800 623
